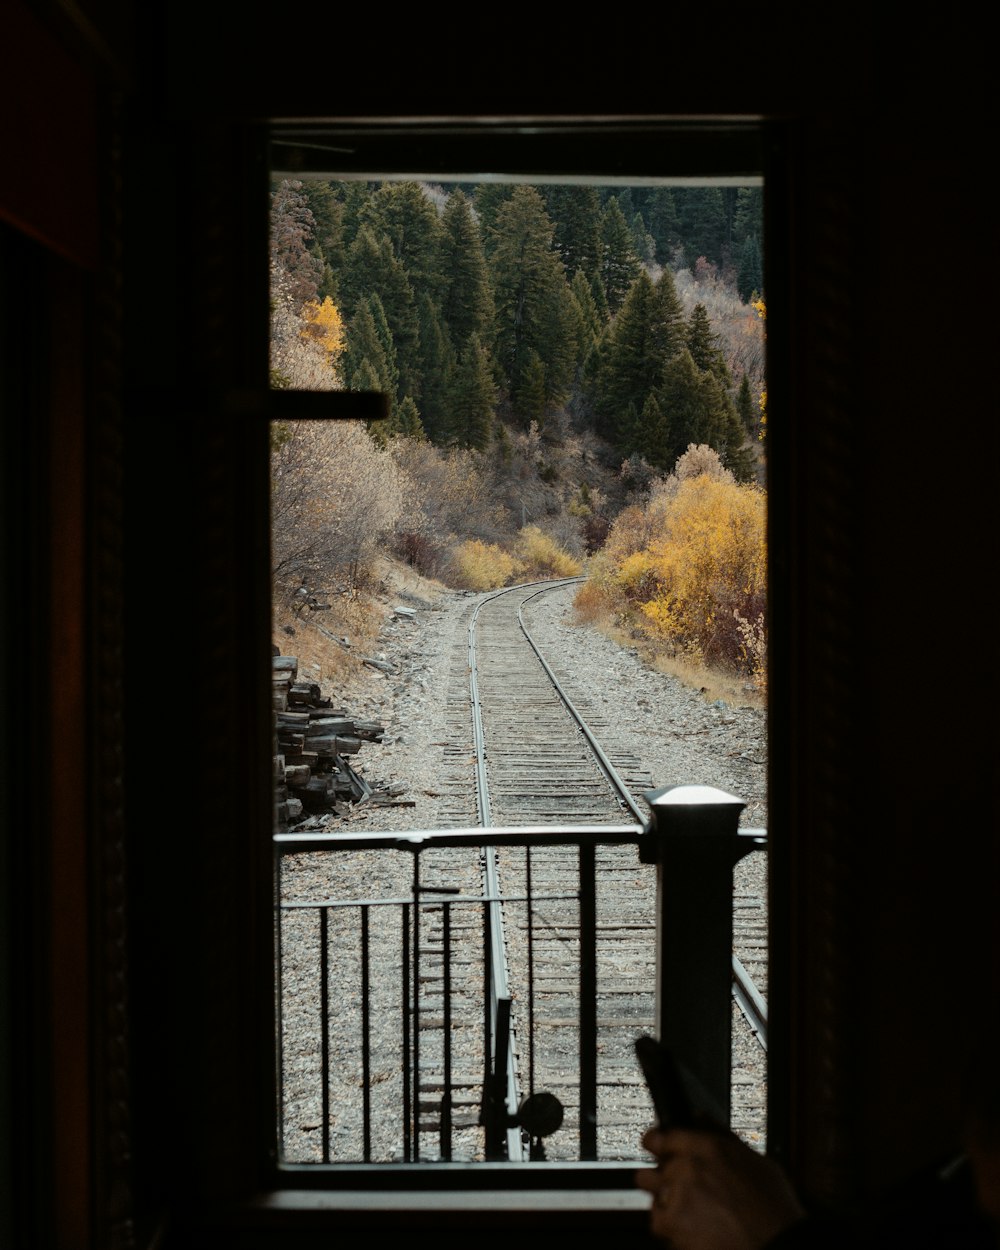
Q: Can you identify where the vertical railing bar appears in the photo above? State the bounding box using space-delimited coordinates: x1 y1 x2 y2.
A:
361 905 372 1162
495 995 512 1157
441 903 453 1160
526 844 536 1098
401 900 412 1162
481 889 492 1153
412 850 422 1162
579 840 598 1159
275 873 287 1162
320 906 330 1164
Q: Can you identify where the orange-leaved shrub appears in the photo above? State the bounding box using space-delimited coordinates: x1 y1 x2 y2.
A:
447 539 522 591
581 454 766 683
514 526 583 580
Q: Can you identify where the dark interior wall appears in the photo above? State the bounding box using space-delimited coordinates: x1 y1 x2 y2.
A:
854 97 999 1176
0 2 100 267
2 4 998 1246
2 6 107 1246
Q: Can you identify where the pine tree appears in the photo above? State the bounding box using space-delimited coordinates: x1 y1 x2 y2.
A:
641 186 681 265
350 357 391 446
300 180 346 302
589 271 610 323
439 189 495 350
687 303 731 383
517 349 548 430
599 196 642 313
569 269 603 377
488 186 576 423
413 293 456 445
339 181 375 251
737 234 764 302
447 333 497 450
543 185 603 282
474 184 515 257
365 293 400 398
675 187 729 271
656 347 708 465
736 373 757 438
342 300 395 399
630 211 657 265
698 370 755 483
616 188 635 219
733 186 764 247
591 269 661 442
394 395 425 441
655 349 755 481
635 391 672 471
360 181 442 298
650 268 688 364
340 224 419 399
588 261 692 449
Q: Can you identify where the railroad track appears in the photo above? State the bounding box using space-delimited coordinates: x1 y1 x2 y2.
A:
466 581 653 1161
276 578 768 1165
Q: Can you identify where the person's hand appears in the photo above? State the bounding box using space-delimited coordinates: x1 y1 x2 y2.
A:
636 1125 806 1250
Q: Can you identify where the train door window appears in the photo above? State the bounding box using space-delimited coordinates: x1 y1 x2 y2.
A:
266 120 770 1182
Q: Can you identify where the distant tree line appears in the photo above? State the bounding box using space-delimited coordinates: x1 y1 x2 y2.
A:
270 177 764 482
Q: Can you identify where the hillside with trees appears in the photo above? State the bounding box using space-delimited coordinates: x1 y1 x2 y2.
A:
269 175 767 699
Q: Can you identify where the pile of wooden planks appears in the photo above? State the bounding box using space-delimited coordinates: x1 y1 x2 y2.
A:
272 652 385 832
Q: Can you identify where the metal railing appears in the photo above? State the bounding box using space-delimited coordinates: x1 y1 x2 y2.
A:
275 786 766 1170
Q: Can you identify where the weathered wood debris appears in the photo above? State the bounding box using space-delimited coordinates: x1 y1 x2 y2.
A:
272 650 386 832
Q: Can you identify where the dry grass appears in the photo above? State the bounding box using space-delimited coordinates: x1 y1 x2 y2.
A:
272 594 383 705
271 556 452 708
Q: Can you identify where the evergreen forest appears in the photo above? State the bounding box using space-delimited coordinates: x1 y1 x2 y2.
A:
270 176 768 695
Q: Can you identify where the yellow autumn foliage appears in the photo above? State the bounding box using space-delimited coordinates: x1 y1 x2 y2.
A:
753 298 767 442
582 472 766 680
514 526 582 579
447 539 522 591
300 296 346 370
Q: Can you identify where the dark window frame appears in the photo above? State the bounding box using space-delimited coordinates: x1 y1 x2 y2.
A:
123 113 856 1242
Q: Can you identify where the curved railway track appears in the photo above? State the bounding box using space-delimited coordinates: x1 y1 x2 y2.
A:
277 578 768 1166
471 581 654 1161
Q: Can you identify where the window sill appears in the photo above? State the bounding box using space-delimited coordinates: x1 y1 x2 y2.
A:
180 1185 655 1241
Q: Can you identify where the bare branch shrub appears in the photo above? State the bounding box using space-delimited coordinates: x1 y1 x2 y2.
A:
673 443 735 483
537 510 587 560
269 179 323 305
388 436 509 545
674 264 765 393
618 452 659 501
271 420 406 601
270 260 338 391
734 608 767 696
393 530 448 579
